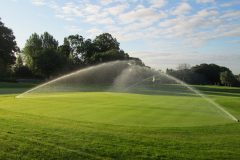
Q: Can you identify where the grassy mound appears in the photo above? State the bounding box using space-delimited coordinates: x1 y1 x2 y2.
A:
0 83 239 159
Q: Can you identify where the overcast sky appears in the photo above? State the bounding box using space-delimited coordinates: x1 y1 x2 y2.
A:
0 0 240 73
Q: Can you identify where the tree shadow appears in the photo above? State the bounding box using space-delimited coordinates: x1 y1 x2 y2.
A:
194 85 240 94
194 86 240 97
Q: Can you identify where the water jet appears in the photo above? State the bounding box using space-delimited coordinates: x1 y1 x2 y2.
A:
16 60 238 122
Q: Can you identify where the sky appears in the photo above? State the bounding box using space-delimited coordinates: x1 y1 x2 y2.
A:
0 0 240 73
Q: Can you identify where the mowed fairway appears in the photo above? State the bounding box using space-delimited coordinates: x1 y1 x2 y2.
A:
0 92 234 127
0 83 240 159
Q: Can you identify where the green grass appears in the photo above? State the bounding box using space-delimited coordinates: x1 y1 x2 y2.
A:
0 82 240 159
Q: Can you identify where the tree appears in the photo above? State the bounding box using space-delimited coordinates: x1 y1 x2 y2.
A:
0 18 19 76
93 33 119 52
220 71 236 86
192 64 231 85
41 32 58 49
21 32 144 78
81 38 95 64
236 74 240 82
90 49 128 63
58 38 71 58
64 33 129 65
175 63 191 81
22 32 63 78
22 33 42 71
35 48 63 77
90 33 131 63
13 55 32 78
15 54 23 68
64 34 85 65
177 63 191 71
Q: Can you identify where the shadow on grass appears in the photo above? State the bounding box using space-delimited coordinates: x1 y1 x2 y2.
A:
193 86 240 97
194 86 240 94
1 81 239 98
199 91 240 97
0 82 37 95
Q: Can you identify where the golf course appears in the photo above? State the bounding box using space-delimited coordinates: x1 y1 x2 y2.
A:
1 0 240 159
0 82 239 159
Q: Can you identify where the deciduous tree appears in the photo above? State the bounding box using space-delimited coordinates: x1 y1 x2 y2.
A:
0 18 19 76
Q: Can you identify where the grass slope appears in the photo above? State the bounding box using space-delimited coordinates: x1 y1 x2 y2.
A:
0 82 240 159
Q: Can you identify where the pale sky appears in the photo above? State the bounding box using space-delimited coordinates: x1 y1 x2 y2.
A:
0 0 240 73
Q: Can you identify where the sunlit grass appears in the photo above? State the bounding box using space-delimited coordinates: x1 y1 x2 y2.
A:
0 83 239 159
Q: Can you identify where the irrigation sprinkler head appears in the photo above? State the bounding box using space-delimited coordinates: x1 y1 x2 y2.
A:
152 76 155 83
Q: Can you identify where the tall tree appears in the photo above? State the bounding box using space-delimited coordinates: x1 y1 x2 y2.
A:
0 18 19 76
23 33 42 71
41 32 58 49
90 33 130 63
220 71 236 86
192 64 231 85
65 34 84 65
23 32 63 78
93 33 119 52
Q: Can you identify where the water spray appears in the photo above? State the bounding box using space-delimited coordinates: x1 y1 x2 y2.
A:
113 65 238 122
16 61 123 98
16 60 239 122
152 76 155 83
163 74 239 122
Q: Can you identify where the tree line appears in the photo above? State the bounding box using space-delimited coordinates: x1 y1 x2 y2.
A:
17 32 144 78
0 18 143 80
167 63 240 87
0 18 240 86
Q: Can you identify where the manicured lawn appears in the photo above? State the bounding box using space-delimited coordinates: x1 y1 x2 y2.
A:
0 83 239 159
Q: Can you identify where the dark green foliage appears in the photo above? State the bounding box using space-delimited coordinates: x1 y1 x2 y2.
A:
235 74 240 82
22 32 64 78
14 66 33 78
64 33 130 65
90 49 128 63
93 33 119 52
58 38 71 58
0 18 19 76
167 68 207 84
167 63 240 87
64 34 84 65
35 48 64 77
192 63 231 85
20 32 141 79
220 71 237 86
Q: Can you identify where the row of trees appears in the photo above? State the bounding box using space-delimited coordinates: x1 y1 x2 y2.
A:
167 64 240 86
17 32 145 78
0 18 143 80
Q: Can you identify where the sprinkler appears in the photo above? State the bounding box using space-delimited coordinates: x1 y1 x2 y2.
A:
15 60 239 123
152 76 155 83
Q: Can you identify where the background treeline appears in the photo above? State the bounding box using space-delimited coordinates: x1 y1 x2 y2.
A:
0 18 240 86
167 64 240 87
16 32 143 79
0 18 143 81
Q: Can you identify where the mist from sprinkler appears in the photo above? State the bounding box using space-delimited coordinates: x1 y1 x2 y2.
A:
16 60 239 122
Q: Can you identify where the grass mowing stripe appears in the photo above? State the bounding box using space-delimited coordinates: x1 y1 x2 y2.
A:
0 132 107 160
1 84 240 159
